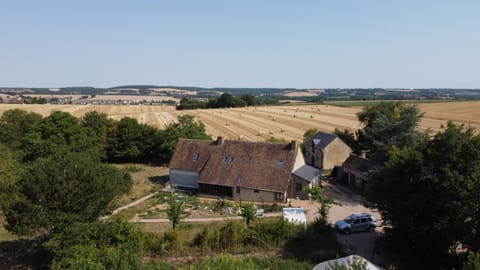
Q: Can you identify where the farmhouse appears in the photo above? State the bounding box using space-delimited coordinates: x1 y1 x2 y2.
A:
305 131 351 170
169 136 321 202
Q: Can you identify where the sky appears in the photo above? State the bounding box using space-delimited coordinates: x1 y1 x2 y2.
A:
1 1 479 89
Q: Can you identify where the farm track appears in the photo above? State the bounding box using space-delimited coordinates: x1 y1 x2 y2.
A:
1 101 480 141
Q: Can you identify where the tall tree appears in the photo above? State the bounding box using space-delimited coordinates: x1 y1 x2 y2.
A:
366 122 480 269
301 128 319 155
3 150 132 236
35 111 99 158
81 111 116 159
357 102 423 163
334 128 359 152
0 144 19 210
157 115 211 163
107 117 158 162
0 109 42 155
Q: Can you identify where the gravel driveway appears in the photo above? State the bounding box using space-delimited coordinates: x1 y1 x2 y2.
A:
289 181 383 261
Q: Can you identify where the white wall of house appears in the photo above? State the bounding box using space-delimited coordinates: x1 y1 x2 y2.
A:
169 169 199 189
293 147 306 172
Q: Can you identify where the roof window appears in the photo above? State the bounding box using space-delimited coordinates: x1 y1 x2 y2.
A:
194 153 201 161
224 155 235 162
277 160 284 167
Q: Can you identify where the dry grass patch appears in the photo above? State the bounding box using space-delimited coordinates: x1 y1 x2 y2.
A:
112 164 169 207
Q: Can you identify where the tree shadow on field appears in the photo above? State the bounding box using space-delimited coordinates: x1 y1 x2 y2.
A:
0 239 50 270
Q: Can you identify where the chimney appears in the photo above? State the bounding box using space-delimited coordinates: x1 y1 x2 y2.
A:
216 136 225 145
290 140 297 150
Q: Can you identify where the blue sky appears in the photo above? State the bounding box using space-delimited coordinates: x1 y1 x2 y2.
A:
1 1 479 88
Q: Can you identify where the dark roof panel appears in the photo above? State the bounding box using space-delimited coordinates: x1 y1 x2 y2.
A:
307 132 337 149
343 154 374 173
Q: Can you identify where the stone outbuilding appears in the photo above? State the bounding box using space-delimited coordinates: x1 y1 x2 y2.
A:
305 132 351 170
342 153 374 193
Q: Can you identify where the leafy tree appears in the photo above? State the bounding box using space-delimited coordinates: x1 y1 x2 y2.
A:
0 144 19 210
107 117 158 162
81 111 116 159
166 194 184 229
0 109 42 154
157 115 211 163
463 252 480 270
366 122 480 269
334 128 359 152
176 97 208 110
3 150 132 236
304 184 333 220
33 111 100 159
241 203 256 227
240 94 257 106
356 102 423 163
217 93 236 108
46 217 145 270
301 128 319 155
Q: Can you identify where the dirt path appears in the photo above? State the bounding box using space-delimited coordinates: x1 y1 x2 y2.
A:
130 212 283 223
100 192 159 220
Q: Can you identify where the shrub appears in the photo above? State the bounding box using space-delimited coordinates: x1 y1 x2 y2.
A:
187 254 312 270
253 217 303 247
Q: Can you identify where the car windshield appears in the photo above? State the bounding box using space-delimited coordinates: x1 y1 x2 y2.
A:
344 215 355 223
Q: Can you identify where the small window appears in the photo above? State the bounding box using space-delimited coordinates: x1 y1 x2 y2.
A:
238 176 244 183
236 186 240 193
246 156 252 163
194 153 201 161
253 189 259 193
277 160 284 167
275 192 284 201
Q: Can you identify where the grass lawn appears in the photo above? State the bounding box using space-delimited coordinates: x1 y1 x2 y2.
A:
112 163 169 207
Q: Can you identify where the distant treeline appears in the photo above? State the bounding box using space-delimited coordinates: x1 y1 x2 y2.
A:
176 93 279 110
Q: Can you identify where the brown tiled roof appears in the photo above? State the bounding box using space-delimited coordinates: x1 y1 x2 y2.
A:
168 139 214 172
169 138 298 192
343 154 373 174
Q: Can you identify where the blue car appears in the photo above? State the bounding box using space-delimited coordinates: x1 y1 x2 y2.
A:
335 213 377 234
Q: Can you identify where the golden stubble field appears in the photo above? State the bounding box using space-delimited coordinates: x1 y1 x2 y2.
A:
1 101 480 142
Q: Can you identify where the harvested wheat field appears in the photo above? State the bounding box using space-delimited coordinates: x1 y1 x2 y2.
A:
1 101 480 142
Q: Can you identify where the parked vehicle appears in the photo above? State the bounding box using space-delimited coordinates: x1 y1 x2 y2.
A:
335 213 377 234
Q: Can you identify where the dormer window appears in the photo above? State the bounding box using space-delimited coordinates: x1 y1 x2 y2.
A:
224 155 235 162
194 153 201 161
277 160 284 167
